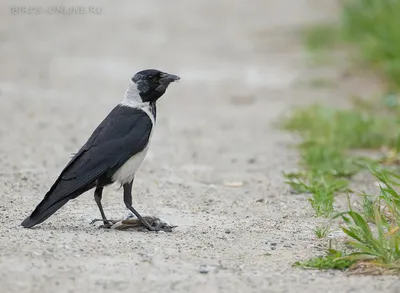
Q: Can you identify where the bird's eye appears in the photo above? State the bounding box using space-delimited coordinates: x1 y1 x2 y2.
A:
148 75 153 79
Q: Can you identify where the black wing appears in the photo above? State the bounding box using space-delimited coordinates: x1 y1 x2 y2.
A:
61 105 153 184
21 105 153 228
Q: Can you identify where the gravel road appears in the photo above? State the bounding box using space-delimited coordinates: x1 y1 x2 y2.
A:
0 0 398 292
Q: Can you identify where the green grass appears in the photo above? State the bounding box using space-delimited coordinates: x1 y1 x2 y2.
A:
360 193 376 223
301 24 341 52
301 1 400 90
285 0 400 273
281 102 400 216
314 223 331 239
294 249 355 270
284 171 349 217
333 168 400 269
341 0 400 89
307 78 338 89
282 101 400 270
294 167 400 272
282 104 400 150
300 24 342 65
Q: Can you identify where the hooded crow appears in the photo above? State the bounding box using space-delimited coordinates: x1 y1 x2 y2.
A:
21 69 180 231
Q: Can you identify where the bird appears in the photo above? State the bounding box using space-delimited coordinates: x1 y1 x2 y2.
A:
21 69 180 231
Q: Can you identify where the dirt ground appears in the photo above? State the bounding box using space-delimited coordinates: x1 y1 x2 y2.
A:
0 0 399 292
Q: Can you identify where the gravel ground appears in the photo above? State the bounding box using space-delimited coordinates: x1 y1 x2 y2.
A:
0 1 398 292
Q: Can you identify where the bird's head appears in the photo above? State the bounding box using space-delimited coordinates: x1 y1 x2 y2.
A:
131 69 180 103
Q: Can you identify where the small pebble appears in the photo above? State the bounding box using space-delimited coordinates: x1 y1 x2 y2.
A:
199 265 210 274
248 158 256 164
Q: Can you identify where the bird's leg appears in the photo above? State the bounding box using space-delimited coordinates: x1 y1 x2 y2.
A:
123 180 159 231
93 187 112 228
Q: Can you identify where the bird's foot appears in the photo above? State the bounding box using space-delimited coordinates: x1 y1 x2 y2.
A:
99 223 113 229
90 216 176 232
90 219 119 229
113 215 177 232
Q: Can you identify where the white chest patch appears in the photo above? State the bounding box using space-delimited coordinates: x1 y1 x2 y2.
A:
111 143 151 184
111 81 155 184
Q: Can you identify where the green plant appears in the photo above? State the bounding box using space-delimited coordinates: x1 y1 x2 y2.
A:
286 0 400 274
283 172 311 194
301 24 341 52
283 172 349 217
308 176 349 217
341 0 400 89
360 193 375 223
314 223 332 239
294 249 355 270
282 104 400 151
307 78 338 89
333 168 400 269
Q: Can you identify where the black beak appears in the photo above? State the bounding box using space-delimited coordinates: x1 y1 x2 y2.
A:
160 73 180 83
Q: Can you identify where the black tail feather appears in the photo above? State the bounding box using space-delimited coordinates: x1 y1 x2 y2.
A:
21 179 95 228
21 196 71 228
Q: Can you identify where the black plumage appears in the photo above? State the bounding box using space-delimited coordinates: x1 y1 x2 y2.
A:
21 105 153 228
21 68 180 231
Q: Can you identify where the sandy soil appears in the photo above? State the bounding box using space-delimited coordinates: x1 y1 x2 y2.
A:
0 0 398 292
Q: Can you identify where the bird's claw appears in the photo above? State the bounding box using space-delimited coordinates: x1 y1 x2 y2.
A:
89 216 176 232
99 223 112 229
114 216 176 232
90 219 119 229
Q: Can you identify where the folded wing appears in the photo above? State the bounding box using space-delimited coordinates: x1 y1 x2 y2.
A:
21 105 153 228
